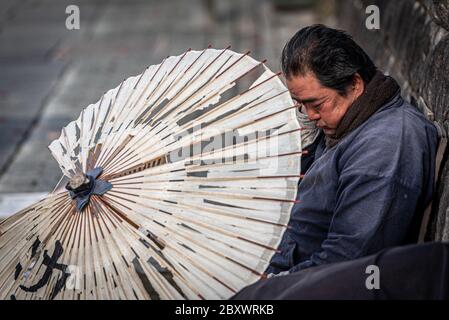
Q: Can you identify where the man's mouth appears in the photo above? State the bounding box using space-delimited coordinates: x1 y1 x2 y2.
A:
318 126 336 135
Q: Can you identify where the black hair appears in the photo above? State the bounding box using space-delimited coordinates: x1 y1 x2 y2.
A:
281 24 377 95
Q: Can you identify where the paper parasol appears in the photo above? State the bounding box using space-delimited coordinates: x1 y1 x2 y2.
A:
0 47 302 300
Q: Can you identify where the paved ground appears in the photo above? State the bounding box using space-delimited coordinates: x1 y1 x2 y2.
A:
0 0 335 218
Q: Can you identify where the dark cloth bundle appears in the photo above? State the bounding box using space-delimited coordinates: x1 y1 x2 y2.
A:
232 242 449 300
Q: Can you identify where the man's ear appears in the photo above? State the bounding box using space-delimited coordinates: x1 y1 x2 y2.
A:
352 73 365 98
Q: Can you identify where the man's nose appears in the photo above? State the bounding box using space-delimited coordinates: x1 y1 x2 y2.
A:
306 108 320 121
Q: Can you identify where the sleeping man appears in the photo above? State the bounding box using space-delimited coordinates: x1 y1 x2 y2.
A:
264 25 438 276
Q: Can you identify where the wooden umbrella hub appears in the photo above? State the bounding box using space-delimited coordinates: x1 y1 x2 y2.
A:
65 167 112 212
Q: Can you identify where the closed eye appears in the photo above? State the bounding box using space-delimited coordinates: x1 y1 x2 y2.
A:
304 103 322 112
313 103 323 111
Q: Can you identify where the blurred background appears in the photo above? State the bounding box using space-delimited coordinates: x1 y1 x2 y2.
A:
0 0 336 217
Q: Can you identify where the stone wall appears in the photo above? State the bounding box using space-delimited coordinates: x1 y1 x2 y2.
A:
335 0 449 242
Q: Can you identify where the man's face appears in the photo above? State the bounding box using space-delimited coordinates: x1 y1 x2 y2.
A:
287 72 358 136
